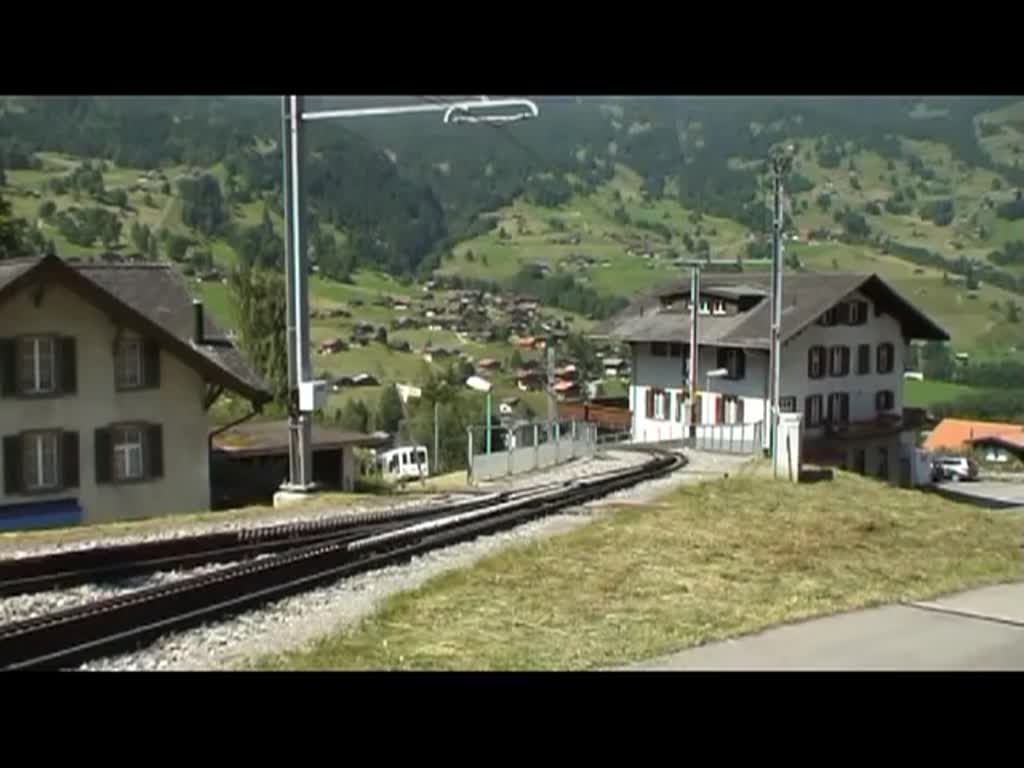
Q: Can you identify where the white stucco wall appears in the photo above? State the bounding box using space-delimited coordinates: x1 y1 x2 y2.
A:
627 289 910 446
779 289 906 438
629 342 769 443
1 282 212 524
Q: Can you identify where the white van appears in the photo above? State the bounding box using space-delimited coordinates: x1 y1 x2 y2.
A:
375 445 430 480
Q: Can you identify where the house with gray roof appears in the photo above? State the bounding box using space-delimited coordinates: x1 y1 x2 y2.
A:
596 271 949 483
0 254 271 529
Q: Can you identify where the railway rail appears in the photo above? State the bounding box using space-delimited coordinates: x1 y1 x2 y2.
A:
0 448 684 671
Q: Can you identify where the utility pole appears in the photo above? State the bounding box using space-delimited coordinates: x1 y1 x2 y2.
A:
433 398 440 475
276 95 539 495
768 148 792 476
688 264 700 439
546 342 557 440
282 95 315 492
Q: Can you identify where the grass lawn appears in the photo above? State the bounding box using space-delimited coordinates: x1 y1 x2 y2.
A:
254 470 1024 670
904 378 985 407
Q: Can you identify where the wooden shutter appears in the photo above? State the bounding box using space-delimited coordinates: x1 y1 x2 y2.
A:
715 396 725 424
3 435 21 494
842 347 851 376
735 350 746 379
717 347 728 370
807 348 815 377
143 340 161 388
645 389 654 418
841 394 850 423
147 424 164 479
858 344 870 374
62 431 80 489
805 396 814 427
856 301 868 325
94 428 112 484
0 339 15 397
736 398 745 423
58 337 77 394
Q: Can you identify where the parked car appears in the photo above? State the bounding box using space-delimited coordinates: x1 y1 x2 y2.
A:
931 455 980 482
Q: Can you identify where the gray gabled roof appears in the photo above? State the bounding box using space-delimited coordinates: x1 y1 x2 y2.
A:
596 271 950 348
0 255 271 403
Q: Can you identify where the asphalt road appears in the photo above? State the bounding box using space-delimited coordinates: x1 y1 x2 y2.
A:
933 480 1024 508
627 583 1024 671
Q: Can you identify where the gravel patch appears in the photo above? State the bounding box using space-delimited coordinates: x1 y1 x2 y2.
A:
0 561 247 627
0 452 654 562
0 494 472 562
72 448 756 672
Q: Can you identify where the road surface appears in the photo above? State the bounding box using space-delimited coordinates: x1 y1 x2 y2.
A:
626 582 1024 671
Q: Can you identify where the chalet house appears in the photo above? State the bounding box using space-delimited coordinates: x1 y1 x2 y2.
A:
317 337 348 355
598 272 949 484
516 368 546 392
602 357 628 377
1 255 270 530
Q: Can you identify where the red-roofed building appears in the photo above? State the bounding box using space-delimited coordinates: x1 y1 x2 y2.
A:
922 418 1024 453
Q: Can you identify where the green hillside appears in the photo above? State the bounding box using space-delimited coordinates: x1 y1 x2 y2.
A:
4 94 1024 404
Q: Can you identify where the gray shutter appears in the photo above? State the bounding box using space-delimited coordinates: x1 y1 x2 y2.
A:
59 337 77 394
143 340 160 388
147 424 164 479
0 339 16 396
3 435 22 494
94 428 112 484
62 431 79 489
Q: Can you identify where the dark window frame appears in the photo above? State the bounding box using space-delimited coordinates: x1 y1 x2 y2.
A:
857 343 871 375
808 346 826 379
877 342 895 374
829 345 850 377
650 342 668 357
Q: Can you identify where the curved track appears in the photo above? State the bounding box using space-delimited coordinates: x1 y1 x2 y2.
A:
0 449 684 670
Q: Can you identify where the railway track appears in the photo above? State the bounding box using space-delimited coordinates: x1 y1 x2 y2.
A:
0 449 684 670
0 493 509 598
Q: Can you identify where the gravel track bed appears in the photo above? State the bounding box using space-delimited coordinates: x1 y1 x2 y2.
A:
0 452 654 562
0 495 473 562
74 449 753 672
0 560 253 627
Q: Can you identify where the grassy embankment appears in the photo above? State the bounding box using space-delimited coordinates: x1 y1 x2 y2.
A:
255 469 1024 670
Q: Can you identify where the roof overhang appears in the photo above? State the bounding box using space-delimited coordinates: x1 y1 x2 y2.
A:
0 255 272 405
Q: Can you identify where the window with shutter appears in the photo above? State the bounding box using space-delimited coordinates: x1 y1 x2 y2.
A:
17 336 57 395
877 343 894 374
779 396 796 413
115 335 144 390
808 346 825 379
857 344 871 375
143 340 161 388
805 395 823 427
58 337 76 394
94 428 112 484
22 431 60 491
62 431 79 489
147 424 163 479
0 339 16 397
651 342 668 357
829 346 850 377
3 435 21 494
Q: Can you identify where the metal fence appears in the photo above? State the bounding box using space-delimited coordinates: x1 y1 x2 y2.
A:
621 421 765 455
467 419 598 482
682 421 764 454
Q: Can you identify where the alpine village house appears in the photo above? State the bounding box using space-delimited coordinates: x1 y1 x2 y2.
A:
0 255 271 530
598 271 949 485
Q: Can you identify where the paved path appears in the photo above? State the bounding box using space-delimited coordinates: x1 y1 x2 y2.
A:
932 481 1024 509
626 583 1024 671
